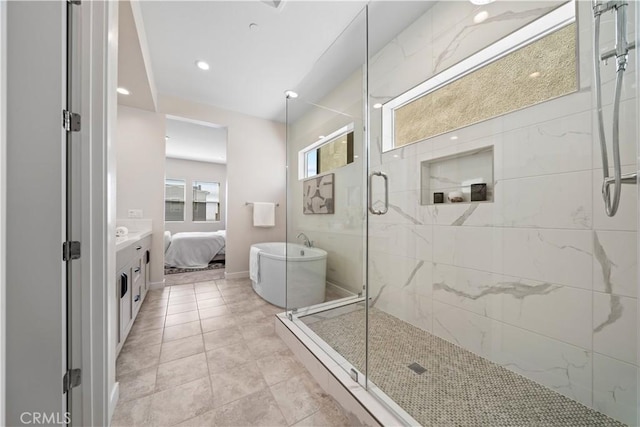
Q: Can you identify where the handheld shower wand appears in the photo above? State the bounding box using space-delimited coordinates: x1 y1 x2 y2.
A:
593 0 637 217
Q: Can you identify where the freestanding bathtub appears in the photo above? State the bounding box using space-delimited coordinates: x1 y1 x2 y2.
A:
250 242 327 308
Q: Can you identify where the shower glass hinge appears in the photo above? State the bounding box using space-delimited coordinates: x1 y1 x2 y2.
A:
63 368 81 393
67 0 81 5
62 110 81 132
350 368 358 382
63 241 81 261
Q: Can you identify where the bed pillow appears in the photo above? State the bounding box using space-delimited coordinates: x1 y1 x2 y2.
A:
164 231 172 253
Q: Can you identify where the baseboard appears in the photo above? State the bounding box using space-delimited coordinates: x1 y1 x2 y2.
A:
224 270 249 279
149 279 165 290
326 281 357 298
108 382 119 424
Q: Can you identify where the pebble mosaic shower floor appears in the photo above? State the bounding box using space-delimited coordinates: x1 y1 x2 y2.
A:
303 306 624 427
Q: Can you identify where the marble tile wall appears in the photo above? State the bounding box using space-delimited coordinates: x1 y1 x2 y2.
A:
289 1 638 425
367 1 638 424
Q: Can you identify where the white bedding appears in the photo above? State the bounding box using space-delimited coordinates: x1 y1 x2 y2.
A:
164 231 226 268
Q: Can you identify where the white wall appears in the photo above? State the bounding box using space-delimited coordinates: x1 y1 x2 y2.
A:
164 157 226 234
116 105 165 283
159 95 286 277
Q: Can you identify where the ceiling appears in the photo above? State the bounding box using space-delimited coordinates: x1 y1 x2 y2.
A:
165 117 228 164
137 0 367 122
116 1 435 162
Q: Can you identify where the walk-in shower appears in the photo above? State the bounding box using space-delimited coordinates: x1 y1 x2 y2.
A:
285 1 639 425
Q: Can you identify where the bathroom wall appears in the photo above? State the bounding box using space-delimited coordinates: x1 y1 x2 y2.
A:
159 95 286 277
164 157 227 234
116 105 166 284
290 1 638 424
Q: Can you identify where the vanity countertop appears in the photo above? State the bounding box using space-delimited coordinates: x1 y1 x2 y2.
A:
116 229 152 252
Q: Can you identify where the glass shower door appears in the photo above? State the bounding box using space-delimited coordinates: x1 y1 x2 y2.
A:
285 7 369 386
366 1 639 426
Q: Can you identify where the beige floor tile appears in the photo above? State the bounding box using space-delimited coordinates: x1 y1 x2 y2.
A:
270 373 330 425
136 306 167 319
167 302 198 315
197 297 226 309
129 315 165 334
194 284 218 293
291 398 358 427
139 300 168 313
156 352 209 392
170 283 195 290
168 295 197 306
123 328 163 350
209 361 268 408
117 366 158 400
117 343 161 376
165 310 200 327
246 332 288 358
205 342 254 374
173 409 217 427
238 317 275 341
111 395 152 427
221 292 255 305
219 286 253 297
149 377 214 426
195 290 222 300
212 389 287 427
160 335 204 363
199 305 230 320
201 315 236 333
203 327 244 351
163 320 202 343
256 349 305 386
233 308 267 325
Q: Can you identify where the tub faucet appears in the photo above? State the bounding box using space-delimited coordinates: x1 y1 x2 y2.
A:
296 232 313 248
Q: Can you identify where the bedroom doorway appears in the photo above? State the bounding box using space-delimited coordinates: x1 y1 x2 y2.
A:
163 115 228 286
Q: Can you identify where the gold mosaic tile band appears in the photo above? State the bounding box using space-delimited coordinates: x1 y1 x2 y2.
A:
394 23 577 147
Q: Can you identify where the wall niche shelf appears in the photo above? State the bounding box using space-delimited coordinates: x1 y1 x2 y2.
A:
420 146 494 206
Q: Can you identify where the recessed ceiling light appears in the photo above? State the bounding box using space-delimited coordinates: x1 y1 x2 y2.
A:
373 103 383 109
117 87 130 95
319 135 325 139
470 0 495 5
284 90 298 99
393 154 399 158
529 71 541 78
354 155 359 159
474 10 489 24
195 60 210 71
249 23 259 31
450 135 458 140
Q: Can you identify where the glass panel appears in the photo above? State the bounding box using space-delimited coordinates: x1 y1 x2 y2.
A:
165 178 185 222
368 0 638 425
192 181 220 222
285 7 368 384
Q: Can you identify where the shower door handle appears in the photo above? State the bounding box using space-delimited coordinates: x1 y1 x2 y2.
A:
368 171 389 215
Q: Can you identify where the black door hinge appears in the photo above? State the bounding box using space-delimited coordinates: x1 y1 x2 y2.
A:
63 369 81 393
63 241 81 261
62 110 81 132
67 0 81 4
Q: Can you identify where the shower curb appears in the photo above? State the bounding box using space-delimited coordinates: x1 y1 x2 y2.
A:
275 313 407 427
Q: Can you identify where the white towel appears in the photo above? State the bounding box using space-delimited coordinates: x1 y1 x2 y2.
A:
249 247 261 283
253 202 275 227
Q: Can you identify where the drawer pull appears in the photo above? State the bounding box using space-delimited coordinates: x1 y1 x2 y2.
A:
134 267 141 273
135 245 142 251
134 294 140 302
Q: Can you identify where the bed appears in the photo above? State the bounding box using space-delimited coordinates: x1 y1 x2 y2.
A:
164 230 226 268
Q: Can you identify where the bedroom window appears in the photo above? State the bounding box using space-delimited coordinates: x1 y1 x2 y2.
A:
192 181 220 222
165 178 186 222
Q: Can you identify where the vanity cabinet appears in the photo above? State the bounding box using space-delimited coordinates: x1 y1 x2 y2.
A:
116 235 151 355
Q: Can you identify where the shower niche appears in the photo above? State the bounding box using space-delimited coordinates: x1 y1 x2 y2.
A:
420 146 494 205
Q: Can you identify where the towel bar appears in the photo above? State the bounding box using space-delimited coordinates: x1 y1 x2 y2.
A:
245 202 280 207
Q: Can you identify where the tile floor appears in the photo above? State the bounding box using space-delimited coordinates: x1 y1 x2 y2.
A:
112 273 355 427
